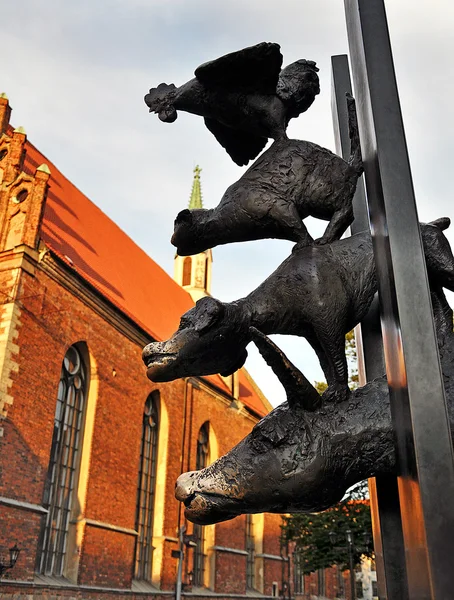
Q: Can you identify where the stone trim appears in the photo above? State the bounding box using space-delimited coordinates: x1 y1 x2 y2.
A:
4 580 277 599
211 545 249 556
13 578 175 594
256 553 287 561
0 267 22 429
0 495 48 514
83 518 138 537
181 594 274 599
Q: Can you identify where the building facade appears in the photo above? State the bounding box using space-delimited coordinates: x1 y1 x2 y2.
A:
0 95 286 600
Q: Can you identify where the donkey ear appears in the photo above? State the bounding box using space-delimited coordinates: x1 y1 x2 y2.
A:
194 297 225 333
175 209 193 225
250 327 321 412
429 217 450 231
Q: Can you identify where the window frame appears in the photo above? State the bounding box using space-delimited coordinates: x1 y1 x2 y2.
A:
134 391 160 582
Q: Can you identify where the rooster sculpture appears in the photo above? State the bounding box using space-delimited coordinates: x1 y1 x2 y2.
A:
144 42 320 166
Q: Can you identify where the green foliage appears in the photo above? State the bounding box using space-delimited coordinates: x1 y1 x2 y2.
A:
282 482 373 574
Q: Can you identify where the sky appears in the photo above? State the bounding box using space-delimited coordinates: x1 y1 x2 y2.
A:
1 1 453 406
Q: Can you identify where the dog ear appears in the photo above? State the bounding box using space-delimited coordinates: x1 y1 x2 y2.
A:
220 349 248 377
175 209 193 225
194 297 225 333
429 217 450 231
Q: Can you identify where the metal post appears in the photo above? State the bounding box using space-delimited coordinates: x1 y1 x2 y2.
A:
344 0 454 597
175 525 186 600
331 53 408 600
347 539 356 600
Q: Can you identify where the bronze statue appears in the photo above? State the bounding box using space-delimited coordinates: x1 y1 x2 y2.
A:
144 42 320 166
144 219 454 403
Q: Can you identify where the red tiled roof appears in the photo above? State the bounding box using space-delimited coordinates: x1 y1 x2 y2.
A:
22 139 268 418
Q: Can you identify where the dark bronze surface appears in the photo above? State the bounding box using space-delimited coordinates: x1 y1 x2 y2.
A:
144 42 320 166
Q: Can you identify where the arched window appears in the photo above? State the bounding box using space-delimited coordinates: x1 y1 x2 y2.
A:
182 257 192 286
193 423 209 586
246 514 255 589
134 391 160 581
37 344 88 577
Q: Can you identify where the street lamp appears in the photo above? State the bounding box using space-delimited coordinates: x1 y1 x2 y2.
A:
0 544 21 578
329 530 370 600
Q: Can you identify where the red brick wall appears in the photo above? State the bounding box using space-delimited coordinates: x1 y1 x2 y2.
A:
0 505 41 582
78 526 136 588
215 551 247 594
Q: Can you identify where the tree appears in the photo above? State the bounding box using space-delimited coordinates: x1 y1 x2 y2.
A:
281 481 373 574
283 331 372 574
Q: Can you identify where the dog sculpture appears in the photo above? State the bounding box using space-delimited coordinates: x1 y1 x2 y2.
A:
144 218 454 403
144 42 320 166
171 94 362 255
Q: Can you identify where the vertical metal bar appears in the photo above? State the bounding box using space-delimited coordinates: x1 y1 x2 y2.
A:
331 54 408 600
175 525 185 600
344 1 454 597
348 540 356 600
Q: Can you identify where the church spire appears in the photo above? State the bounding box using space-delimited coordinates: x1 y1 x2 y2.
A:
188 165 203 209
174 166 212 302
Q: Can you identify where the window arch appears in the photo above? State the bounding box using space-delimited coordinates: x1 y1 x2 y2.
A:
134 391 160 581
37 344 89 577
182 257 192 286
193 422 209 587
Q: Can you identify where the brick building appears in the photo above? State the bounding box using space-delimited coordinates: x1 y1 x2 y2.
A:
0 94 289 600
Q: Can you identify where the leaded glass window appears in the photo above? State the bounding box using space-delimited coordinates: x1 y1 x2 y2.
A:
192 423 209 587
134 391 160 581
246 514 255 589
37 344 88 577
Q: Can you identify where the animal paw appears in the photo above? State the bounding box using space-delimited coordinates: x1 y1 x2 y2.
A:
322 383 350 403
